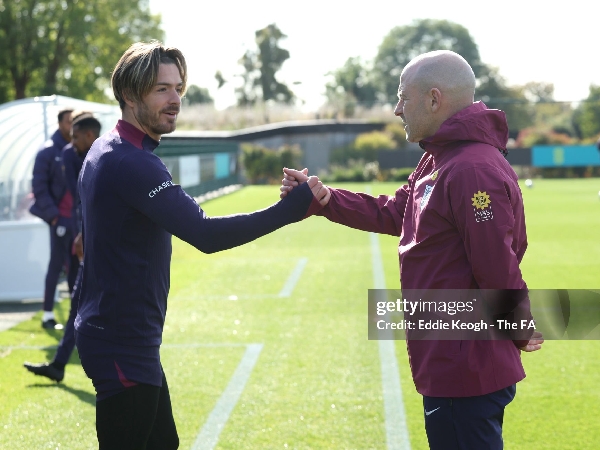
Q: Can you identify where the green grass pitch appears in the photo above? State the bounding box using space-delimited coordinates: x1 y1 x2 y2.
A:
1 178 599 449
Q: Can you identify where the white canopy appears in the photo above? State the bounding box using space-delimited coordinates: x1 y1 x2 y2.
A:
0 95 120 221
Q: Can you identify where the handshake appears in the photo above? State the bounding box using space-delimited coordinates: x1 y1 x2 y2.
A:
280 168 331 206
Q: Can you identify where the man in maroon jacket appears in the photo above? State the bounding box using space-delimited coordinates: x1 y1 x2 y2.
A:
282 50 543 449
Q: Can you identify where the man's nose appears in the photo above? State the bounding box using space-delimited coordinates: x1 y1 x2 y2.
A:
169 89 181 105
394 100 403 116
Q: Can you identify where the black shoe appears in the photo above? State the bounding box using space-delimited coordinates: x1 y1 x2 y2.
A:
23 362 64 383
42 319 64 330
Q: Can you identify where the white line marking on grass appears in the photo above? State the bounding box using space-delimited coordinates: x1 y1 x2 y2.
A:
162 343 249 349
0 345 58 351
278 257 308 297
370 231 411 450
192 343 263 450
6 341 265 449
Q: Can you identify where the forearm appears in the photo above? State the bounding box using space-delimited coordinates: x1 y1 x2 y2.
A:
318 188 403 236
163 183 316 254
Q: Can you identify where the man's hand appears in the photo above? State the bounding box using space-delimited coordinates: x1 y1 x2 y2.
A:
280 167 308 199
74 232 84 262
281 167 331 206
519 331 544 352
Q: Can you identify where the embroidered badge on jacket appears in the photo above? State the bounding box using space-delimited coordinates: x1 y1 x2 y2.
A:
420 185 434 210
471 190 493 222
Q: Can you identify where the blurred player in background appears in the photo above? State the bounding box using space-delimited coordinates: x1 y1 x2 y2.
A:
29 108 77 330
24 112 101 383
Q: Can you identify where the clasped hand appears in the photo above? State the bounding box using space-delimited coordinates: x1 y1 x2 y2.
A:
280 168 331 206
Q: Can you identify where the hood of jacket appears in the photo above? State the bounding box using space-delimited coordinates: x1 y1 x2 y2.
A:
420 101 509 157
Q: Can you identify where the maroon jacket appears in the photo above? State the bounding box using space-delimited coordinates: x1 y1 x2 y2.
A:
319 102 529 397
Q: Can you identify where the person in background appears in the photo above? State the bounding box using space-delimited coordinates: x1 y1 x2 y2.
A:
24 112 101 382
29 108 79 330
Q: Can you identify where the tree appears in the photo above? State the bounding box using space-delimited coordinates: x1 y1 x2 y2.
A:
0 70 11 104
519 82 576 137
522 81 555 103
475 66 533 135
373 19 485 104
184 84 213 105
325 57 378 116
573 85 600 139
236 50 260 106
235 24 294 106
215 71 226 89
0 0 163 102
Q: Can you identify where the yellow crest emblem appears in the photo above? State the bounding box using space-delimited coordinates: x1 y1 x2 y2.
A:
471 191 491 210
431 170 438 181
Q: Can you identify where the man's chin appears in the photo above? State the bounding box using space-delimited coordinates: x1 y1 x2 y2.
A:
154 123 177 135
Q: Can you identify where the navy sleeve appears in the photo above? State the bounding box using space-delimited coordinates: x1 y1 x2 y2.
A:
30 147 59 222
62 147 79 199
62 147 81 233
117 152 314 254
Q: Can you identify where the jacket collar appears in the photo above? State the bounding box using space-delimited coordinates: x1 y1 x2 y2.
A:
419 101 508 160
115 119 160 152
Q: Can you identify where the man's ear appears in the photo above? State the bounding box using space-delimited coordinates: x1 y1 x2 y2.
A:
122 90 136 109
430 88 442 113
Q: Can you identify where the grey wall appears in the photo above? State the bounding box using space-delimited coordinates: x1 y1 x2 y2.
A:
247 131 372 175
167 120 388 175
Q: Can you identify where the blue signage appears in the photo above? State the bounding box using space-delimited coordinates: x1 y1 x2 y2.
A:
215 153 232 179
532 145 600 167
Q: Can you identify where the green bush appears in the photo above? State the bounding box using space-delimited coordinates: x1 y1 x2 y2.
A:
321 161 414 184
322 164 368 183
516 127 576 147
321 160 383 183
242 143 302 184
330 130 395 165
384 122 407 148
383 167 413 182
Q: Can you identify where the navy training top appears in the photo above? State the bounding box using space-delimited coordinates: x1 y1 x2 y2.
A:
29 130 70 223
75 120 317 347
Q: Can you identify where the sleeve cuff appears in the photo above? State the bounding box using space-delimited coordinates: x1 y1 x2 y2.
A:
302 195 324 220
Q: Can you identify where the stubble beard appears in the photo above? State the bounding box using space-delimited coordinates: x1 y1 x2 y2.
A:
137 101 178 137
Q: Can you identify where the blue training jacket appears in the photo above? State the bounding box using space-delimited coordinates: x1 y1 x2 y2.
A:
29 130 70 223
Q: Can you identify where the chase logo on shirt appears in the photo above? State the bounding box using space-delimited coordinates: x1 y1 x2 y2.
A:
471 190 493 222
148 180 174 198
